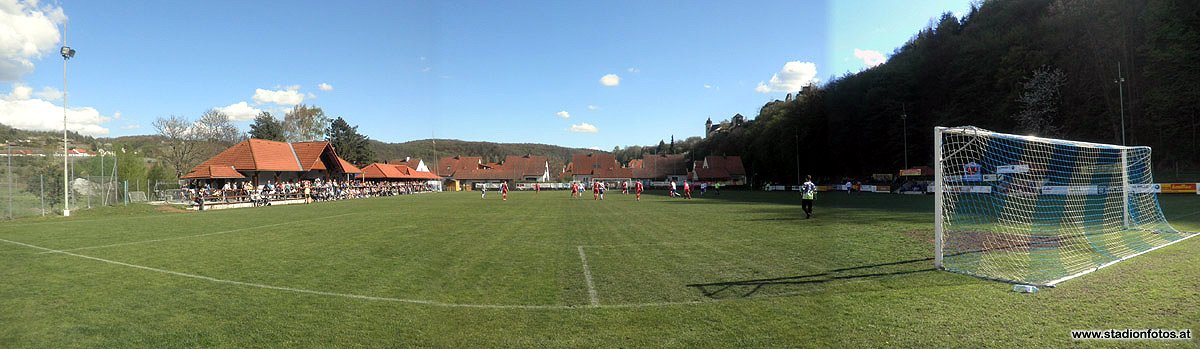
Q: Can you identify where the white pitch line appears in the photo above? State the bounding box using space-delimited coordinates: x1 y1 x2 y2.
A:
38 212 360 254
577 246 600 307
0 238 855 310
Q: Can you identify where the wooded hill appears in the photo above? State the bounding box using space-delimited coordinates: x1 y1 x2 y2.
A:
691 0 1200 183
369 139 598 174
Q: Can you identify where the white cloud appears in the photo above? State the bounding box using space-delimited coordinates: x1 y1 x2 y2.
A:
588 146 602 151
569 123 598 133
2 83 111 136
587 105 598 111
853 48 887 68
306 92 316 99
755 61 818 94
120 124 141 130
215 101 262 121
252 86 304 105
34 86 61 100
556 110 570 119
703 84 712 89
317 83 333 91
112 111 121 120
0 0 65 81
627 67 640 73
599 74 620 87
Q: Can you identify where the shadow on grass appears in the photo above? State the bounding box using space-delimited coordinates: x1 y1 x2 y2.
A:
686 257 937 299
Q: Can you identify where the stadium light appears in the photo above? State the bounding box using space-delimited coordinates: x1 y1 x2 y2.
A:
61 36 75 216
1115 61 1126 146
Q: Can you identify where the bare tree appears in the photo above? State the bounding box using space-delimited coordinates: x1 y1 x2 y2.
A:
153 115 203 178
1013 66 1066 137
196 109 241 145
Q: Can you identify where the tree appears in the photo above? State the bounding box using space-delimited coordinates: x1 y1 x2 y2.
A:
284 104 329 142
1012 66 1065 137
249 111 286 141
153 115 203 178
326 116 374 165
196 109 241 145
669 135 675 154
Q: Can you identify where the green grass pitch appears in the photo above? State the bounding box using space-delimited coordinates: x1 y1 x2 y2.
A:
1 190 1198 347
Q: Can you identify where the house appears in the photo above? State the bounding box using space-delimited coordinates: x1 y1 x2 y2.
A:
690 155 747 185
180 139 362 185
629 153 689 183
566 153 631 184
389 157 430 173
436 155 483 178
502 155 551 182
360 163 442 181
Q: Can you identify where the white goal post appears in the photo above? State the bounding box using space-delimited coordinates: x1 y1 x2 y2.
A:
934 126 1194 286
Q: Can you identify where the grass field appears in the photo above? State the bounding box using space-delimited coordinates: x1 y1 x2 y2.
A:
2 190 1198 347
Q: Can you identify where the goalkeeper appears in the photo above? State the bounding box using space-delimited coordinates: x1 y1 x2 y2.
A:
801 175 816 219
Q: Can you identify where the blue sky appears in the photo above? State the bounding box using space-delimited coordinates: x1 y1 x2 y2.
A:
1 0 974 150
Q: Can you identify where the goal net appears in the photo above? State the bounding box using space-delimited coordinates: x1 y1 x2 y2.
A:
934 126 1194 286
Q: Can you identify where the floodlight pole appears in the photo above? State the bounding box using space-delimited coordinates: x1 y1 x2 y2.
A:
1116 61 1126 146
901 105 909 169
61 34 75 217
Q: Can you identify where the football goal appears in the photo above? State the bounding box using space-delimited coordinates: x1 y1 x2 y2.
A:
934 126 1194 286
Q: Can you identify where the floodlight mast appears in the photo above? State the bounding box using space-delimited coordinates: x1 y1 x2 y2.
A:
61 28 75 217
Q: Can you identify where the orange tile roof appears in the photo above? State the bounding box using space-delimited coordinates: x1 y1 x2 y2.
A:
436 156 482 177
569 153 632 179
292 141 330 171
631 154 688 179
361 163 441 180
337 157 363 173
184 138 366 178
181 165 246 179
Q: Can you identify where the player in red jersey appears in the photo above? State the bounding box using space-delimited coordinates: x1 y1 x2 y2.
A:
683 180 692 199
622 180 628 194
593 181 600 200
570 182 578 198
635 181 643 201
501 181 509 201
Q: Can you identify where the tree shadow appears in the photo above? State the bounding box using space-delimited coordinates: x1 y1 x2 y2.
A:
686 256 938 299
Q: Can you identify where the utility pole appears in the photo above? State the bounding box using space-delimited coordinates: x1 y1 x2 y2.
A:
795 132 801 187
1115 61 1127 146
901 105 909 169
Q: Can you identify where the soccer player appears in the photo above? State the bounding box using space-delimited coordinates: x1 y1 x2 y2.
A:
669 180 678 198
593 181 600 200
683 180 692 199
570 182 578 198
801 175 816 219
622 180 628 194
481 184 487 199
599 182 606 200
635 180 643 201
501 181 509 201
534 183 540 193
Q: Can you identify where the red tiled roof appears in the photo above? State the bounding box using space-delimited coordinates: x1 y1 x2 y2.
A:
703 155 746 176
503 155 548 178
361 163 440 180
631 154 688 179
181 165 246 179
568 153 632 179
436 156 482 177
183 139 364 178
337 157 363 173
292 141 330 171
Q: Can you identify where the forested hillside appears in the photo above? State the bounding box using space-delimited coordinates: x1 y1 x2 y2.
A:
692 0 1200 183
369 139 598 173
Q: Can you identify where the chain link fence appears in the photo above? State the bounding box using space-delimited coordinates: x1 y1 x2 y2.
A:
0 148 181 220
